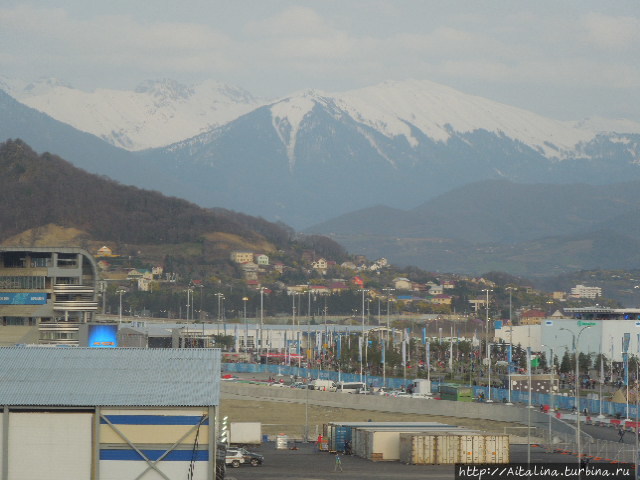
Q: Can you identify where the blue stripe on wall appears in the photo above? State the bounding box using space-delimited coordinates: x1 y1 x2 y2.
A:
101 415 208 425
100 449 209 461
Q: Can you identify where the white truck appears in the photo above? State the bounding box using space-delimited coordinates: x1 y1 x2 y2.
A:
230 422 262 446
409 379 433 397
308 379 336 391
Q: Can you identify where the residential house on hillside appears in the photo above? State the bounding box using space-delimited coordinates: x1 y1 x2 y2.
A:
412 282 428 292
96 245 114 257
443 280 456 289
519 309 547 325
137 271 155 292
341 261 357 270
152 266 163 277
427 283 444 295
552 291 567 301
127 269 145 281
393 277 412 291
272 261 284 273
312 258 328 274
255 253 269 266
328 281 349 293
230 251 253 263
375 258 389 268
431 294 452 305
241 262 259 281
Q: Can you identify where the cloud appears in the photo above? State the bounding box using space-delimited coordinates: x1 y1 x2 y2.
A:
582 12 640 50
244 6 331 38
0 5 237 81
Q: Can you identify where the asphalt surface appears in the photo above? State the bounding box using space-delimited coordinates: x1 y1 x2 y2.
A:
221 442 618 480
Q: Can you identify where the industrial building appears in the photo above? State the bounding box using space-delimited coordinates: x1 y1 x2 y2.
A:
0 347 221 480
0 247 99 345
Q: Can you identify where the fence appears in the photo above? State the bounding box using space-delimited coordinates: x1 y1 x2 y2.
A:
473 385 639 418
222 363 638 417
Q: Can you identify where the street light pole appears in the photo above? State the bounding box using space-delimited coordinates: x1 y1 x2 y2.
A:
482 289 493 385
383 288 394 341
116 288 126 324
560 325 592 470
360 288 369 383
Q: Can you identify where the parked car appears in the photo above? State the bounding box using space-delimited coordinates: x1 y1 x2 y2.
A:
225 447 264 468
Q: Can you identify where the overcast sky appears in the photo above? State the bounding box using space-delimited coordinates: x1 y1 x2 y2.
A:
1 1 639 122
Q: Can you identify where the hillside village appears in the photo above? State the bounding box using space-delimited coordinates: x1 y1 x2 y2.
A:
93 244 613 325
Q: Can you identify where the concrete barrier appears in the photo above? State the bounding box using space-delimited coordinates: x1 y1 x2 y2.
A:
222 382 552 430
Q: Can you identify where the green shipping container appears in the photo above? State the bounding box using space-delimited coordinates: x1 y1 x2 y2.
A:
439 385 473 402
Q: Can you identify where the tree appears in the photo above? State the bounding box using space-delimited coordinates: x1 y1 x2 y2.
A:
560 350 574 373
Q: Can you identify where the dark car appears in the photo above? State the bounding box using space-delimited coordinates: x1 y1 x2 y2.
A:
225 447 264 468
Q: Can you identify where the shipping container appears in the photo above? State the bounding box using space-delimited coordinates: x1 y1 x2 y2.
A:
400 433 510 464
439 385 474 401
324 422 468 455
352 427 476 462
230 422 262 445
437 434 461 464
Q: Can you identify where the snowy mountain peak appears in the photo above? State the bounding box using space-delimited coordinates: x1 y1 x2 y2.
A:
134 79 194 102
3 77 266 151
568 116 640 135
22 77 74 95
332 79 593 157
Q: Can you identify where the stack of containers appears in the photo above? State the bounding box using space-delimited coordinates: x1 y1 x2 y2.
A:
399 433 510 464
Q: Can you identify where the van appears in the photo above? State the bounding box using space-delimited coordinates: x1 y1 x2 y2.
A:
309 379 336 391
336 381 367 394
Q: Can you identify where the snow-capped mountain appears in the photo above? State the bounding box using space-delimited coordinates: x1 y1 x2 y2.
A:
1 77 265 150
143 80 640 227
3 76 640 229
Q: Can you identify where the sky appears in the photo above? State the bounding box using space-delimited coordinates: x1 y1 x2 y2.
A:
1 1 639 122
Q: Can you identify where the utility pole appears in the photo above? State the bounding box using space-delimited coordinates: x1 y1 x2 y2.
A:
382 288 395 341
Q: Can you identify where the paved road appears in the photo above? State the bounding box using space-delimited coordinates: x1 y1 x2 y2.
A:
223 442 598 480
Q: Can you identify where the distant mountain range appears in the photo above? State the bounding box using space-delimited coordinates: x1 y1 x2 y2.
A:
0 77 263 151
3 76 640 276
305 179 640 276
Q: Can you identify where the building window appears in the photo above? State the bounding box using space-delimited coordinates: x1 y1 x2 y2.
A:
0 276 46 289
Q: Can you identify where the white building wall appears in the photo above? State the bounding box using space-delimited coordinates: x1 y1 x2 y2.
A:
8 413 92 480
540 319 640 362
493 325 541 350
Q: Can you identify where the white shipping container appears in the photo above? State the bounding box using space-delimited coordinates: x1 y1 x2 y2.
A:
399 433 437 464
484 435 510 464
436 434 461 464
400 434 510 465
230 422 262 445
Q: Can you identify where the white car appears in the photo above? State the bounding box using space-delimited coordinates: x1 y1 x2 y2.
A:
225 447 264 468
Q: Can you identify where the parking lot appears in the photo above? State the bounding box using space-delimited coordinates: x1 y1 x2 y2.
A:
222 441 599 480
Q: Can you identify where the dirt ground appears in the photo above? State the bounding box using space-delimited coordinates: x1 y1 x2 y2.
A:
219 397 520 438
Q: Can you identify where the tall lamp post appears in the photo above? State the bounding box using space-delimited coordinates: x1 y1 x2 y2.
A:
359 288 369 382
215 293 224 322
242 297 249 352
116 288 126 324
560 325 592 469
383 288 394 341
481 289 493 385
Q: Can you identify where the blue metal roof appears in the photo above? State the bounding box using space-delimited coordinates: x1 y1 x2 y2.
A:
0 347 220 407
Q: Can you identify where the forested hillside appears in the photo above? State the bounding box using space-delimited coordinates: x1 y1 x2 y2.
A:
0 139 347 263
